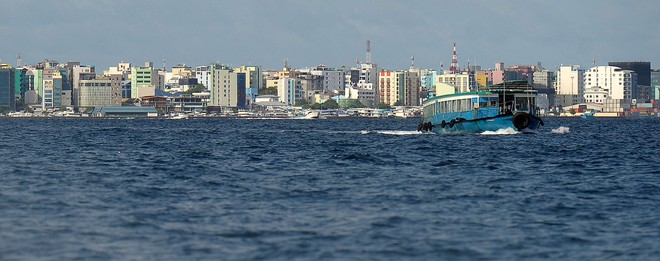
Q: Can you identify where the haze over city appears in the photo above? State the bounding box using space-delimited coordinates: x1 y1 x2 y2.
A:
1 0 659 70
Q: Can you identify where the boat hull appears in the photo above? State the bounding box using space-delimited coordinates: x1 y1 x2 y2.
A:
424 113 543 134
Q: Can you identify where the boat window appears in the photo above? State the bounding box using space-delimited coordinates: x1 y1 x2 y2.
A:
515 97 529 111
478 97 489 108
490 97 498 107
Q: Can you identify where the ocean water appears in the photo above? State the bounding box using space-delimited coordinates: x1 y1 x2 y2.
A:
0 117 658 260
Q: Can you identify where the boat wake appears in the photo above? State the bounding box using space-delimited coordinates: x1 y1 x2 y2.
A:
361 130 431 135
480 128 519 135
551 126 570 134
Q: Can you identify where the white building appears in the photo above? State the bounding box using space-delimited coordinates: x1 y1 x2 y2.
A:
195 66 211 88
584 86 609 104
555 65 584 106
309 65 345 94
584 66 635 100
277 78 303 106
357 63 379 102
344 86 376 107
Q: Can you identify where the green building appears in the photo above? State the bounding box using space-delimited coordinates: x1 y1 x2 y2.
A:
131 62 156 98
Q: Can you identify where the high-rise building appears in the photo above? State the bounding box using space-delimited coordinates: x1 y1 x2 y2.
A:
209 64 246 108
78 75 122 108
378 70 420 106
608 61 650 100
584 66 635 100
234 65 262 105
277 78 302 106
436 72 476 94
131 62 157 98
72 64 95 108
555 65 584 106
195 66 211 89
651 69 660 100
0 64 16 111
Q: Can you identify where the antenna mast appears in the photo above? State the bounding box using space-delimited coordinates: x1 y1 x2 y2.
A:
450 42 459 74
17 53 22 67
366 40 372 64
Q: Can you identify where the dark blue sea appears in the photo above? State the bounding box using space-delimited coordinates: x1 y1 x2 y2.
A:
1 117 658 260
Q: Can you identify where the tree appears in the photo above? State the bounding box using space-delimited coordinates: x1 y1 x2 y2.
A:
322 99 339 109
341 99 364 108
186 84 206 93
393 100 405 106
259 87 278 95
295 99 309 106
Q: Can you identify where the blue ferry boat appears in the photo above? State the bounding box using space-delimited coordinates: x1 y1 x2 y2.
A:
417 81 544 134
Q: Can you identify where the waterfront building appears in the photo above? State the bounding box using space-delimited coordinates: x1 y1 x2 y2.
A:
652 69 660 100
0 64 16 111
209 64 246 108
584 66 635 100
90 106 158 117
78 75 122 109
378 70 420 106
234 65 262 105
168 93 209 113
555 65 584 107
277 78 303 106
42 69 62 110
608 61 650 100
583 86 609 104
14 68 31 107
131 62 157 98
72 64 96 108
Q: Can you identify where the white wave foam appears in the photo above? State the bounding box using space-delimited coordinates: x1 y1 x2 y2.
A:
362 130 429 135
481 127 519 135
551 126 570 134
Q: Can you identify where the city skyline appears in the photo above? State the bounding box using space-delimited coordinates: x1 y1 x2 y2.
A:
1 0 659 70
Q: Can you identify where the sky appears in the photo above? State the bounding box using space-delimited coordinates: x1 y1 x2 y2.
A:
1 0 659 71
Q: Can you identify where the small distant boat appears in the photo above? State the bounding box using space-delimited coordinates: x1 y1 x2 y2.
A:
170 114 189 120
418 80 544 134
301 111 326 119
581 110 595 119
